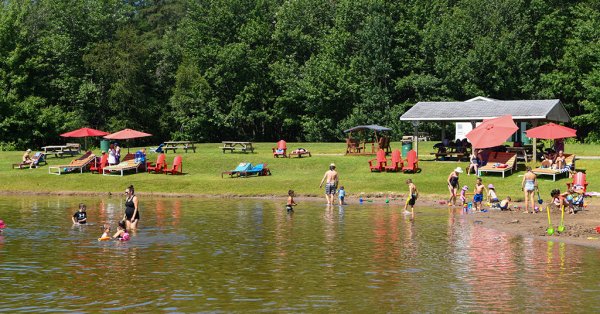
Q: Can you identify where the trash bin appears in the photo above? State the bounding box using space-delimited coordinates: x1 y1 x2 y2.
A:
100 140 110 153
402 141 413 158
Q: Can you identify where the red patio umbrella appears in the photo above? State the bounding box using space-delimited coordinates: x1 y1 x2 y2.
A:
466 115 518 149
104 128 152 153
525 123 576 139
60 127 109 150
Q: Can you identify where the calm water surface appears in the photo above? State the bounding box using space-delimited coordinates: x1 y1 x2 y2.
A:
0 196 599 312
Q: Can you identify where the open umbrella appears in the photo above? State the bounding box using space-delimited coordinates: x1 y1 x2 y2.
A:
104 128 152 153
60 127 109 150
466 115 518 149
525 123 576 139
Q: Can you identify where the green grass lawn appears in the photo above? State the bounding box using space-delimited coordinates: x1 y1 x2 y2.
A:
0 142 596 202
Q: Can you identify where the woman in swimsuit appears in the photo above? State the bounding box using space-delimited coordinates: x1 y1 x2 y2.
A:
447 167 462 206
123 185 140 230
521 167 537 213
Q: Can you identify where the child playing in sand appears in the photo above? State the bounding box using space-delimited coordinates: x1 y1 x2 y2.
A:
403 179 418 215
72 203 87 224
487 184 499 208
338 186 346 205
286 190 297 213
112 220 130 241
473 178 487 212
499 196 511 211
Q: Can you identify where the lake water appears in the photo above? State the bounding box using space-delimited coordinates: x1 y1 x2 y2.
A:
0 196 599 312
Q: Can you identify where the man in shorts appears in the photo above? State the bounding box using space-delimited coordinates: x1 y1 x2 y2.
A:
319 163 339 205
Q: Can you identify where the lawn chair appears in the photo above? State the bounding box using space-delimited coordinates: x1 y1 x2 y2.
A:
164 156 183 175
385 149 403 172
402 150 419 173
222 162 253 178
566 172 588 192
368 149 387 172
272 140 287 158
90 153 108 174
48 151 96 175
102 153 142 176
13 152 46 169
150 143 164 153
240 163 271 177
147 153 167 174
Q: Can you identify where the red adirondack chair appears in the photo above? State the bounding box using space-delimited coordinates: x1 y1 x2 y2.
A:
385 149 403 172
147 153 167 174
272 140 287 158
90 153 108 174
566 172 588 192
164 156 183 175
368 149 387 172
402 150 419 173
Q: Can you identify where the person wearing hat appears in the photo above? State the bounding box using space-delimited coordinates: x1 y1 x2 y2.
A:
487 183 499 207
447 167 462 206
319 163 339 205
460 185 469 206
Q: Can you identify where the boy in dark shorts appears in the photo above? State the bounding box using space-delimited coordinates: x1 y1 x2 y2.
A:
286 190 297 213
72 203 87 224
403 179 418 215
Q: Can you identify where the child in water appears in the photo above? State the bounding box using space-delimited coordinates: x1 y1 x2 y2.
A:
112 220 130 241
72 203 87 224
100 224 111 239
338 186 346 205
460 185 469 206
286 190 297 213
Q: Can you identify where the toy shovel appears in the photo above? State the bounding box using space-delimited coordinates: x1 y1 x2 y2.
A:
546 206 554 235
557 205 565 233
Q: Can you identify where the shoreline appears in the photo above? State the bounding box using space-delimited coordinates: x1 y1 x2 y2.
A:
1 189 599 249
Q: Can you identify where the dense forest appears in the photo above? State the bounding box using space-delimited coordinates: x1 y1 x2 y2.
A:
0 0 599 149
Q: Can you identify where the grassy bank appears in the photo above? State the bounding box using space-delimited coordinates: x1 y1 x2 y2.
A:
0 142 596 201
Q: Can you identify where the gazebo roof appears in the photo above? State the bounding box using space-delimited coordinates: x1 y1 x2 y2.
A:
400 99 570 123
343 125 392 133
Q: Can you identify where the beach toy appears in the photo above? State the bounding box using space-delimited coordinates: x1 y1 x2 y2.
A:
438 200 446 205
595 226 600 234
385 198 389 204
98 236 111 241
0 219 5 229
557 205 565 233
359 197 363 204
467 202 473 212
537 190 543 205
546 206 554 235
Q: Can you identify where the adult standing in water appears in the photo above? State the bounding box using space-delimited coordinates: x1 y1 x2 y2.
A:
319 163 339 205
123 185 140 230
522 167 537 213
447 167 462 206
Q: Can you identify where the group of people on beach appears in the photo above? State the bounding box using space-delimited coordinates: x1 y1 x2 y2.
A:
447 167 511 213
70 185 140 241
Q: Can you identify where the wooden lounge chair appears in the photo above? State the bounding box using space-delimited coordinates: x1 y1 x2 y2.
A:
89 153 108 174
477 152 517 178
147 153 167 174
566 171 588 192
13 152 46 169
385 149 403 172
272 140 287 158
48 151 96 175
102 154 141 176
163 156 183 175
289 148 311 158
532 154 575 181
368 149 387 172
402 150 419 173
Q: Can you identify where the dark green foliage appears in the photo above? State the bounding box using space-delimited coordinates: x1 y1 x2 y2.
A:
0 0 599 148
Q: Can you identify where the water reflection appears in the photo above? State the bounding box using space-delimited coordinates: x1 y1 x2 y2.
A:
0 197 599 312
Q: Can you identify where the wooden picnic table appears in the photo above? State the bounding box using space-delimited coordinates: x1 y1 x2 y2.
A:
41 144 80 158
163 141 196 153
505 146 532 163
220 141 254 153
430 145 470 161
